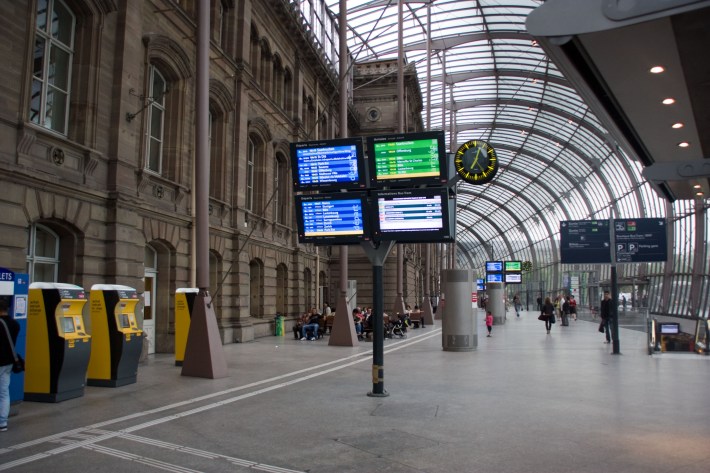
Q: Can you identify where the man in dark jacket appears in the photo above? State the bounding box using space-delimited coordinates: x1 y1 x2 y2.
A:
0 298 20 432
599 291 612 343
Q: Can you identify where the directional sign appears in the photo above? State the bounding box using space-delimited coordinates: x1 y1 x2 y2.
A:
614 218 668 263
560 220 611 264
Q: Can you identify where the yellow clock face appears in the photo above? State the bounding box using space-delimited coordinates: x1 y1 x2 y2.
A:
454 139 499 184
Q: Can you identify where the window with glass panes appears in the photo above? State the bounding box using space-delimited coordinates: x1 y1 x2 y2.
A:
146 66 167 173
26 224 60 282
30 0 75 135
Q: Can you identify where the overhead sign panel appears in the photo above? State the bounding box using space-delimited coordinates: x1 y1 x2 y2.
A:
614 218 668 263
560 220 611 264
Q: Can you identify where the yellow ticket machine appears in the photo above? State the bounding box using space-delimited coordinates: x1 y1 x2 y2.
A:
175 288 198 366
88 284 144 387
25 283 91 402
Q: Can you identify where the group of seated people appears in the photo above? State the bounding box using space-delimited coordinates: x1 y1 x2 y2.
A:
292 307 324 341
292 303 426 341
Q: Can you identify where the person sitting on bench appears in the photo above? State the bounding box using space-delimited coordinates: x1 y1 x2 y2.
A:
301 308 321 341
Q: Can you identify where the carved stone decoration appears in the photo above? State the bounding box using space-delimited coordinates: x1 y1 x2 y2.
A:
51 147 65 166
154 185 164 199
366 107 381 122
16 129 36 159
84 151 99 177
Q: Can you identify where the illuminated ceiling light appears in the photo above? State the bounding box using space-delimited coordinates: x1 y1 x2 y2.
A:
531 40 538 47
671 122 684 129
649 66 665 74
678 142 690 148
696 191 704 197
693 184 702 189
662 98 676 105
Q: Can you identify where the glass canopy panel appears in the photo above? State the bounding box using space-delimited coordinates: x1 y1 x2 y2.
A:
320 0 665 268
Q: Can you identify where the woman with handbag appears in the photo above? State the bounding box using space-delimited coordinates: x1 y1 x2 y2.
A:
0 298 21 432
539 296 555 334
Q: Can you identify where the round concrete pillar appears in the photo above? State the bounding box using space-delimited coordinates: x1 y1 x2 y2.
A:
441 269 477 351
487 282 506 325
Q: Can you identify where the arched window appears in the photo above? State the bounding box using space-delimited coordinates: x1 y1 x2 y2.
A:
30 0 76 135
283 68 293 114
209 251 221 314
276 263 288 316
249 259 264 317
146 66 167 173
26 224 60 282
274 152 290 225
246 136 256 212
250 23 260 81
304 268 313 312
209 106 226 200
259 39 271 90
272 55 283 104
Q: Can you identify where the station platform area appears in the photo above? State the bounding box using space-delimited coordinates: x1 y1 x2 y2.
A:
2 310 709 472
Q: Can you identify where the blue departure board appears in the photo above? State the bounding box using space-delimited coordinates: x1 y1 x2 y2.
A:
295 193 369 245
486 273 503 283
290 138 366 192
302 199 363 236
486 261 503 272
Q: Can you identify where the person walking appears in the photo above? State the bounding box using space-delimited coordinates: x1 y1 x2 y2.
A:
513 295 521 318
599 291 612 343
485 311 493 337
540 296 555 334
0 299 20 432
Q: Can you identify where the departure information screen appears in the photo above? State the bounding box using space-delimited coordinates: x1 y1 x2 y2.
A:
560 220 612 264
301 198 364 237
486 273 503 283
486 261 503 272
372 137 441 180
377 193 444 232
295 144 360 187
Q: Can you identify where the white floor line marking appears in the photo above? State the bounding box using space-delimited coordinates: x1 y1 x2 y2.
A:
0 329 438 455
0 330 442 471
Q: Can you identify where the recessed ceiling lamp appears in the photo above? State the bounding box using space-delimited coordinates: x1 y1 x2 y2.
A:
693 184 702 190
649 66 665 74
662 98 676 105
672 122 684 129
678 142 690 148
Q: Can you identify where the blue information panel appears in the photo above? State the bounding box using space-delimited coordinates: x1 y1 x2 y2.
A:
614 218 668 263
560 220 611 264
301 198 363 237
485 261 503 272
296 145 359 185
486 273 503 283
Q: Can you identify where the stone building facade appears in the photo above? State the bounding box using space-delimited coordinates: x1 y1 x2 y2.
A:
0 0 439 353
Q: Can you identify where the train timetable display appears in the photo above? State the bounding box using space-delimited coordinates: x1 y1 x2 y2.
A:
302 199 363 236
367 131 446 187
373 188 452 242
378 193 441 229
290 138 365 191
560 219 612 264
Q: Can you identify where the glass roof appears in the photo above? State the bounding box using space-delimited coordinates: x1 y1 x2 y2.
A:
321 0 666 270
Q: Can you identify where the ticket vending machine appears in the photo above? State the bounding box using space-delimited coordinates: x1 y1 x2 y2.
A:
175 288 198 366
25 283 91 402
88 284 144 386
0 268 29 408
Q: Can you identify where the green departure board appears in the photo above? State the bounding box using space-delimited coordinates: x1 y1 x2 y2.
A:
373 138 441 179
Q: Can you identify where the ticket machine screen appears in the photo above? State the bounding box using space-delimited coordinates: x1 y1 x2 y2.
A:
120 314 130 328
63 317 76 333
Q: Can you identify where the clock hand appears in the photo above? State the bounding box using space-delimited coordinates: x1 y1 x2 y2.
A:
470 147 482 171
